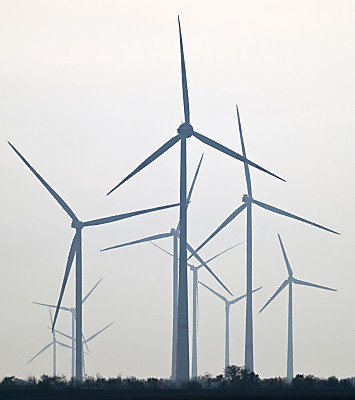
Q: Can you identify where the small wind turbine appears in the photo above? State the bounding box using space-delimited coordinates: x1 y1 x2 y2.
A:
27 308 72 376
190 105 339 372
33 278 102 378
9 142 178 382
199 282 262 372
106 17 284 382
259 234 336 382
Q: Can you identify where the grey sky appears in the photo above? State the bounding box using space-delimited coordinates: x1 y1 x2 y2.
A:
1 0 354 380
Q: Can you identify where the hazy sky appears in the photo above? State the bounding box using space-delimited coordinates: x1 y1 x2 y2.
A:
1 0 355 380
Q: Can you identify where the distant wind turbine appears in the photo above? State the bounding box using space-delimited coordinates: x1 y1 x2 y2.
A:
27 308 72 376
189 105 339 372
106 17 284 382
259 234 336 382
33 278 102 378
9 142 178 382
199 282 262 372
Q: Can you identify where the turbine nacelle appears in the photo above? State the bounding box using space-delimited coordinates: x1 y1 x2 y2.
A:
177 122 194 138
242 194 252 203
71 220 83 229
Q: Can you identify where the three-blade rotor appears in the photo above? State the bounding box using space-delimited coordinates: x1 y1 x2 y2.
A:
259 235 336 313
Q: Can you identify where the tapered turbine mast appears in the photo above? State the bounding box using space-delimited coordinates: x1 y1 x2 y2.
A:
106 17 283 382
259 234 336 382
9 143 179 382
190 105 339 372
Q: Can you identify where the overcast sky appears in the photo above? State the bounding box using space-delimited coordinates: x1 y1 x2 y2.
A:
1 0 355 380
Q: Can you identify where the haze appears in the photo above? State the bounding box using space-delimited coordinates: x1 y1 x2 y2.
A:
1 0 354 380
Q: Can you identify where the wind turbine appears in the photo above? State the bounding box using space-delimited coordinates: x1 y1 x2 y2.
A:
8 142 179 382
33 278 102 378
189 105 339 372
106 17 284 382
259 234 336 382
199 282 262 372
27 308 72 376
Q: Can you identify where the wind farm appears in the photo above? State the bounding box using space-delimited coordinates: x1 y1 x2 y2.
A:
1 1 352 391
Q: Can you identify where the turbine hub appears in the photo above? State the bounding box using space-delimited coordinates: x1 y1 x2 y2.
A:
242 194 252 203
71 220 83 229
177 122 193 138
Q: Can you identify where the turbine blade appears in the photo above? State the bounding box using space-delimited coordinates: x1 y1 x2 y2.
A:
149 241 174 257
33 302 71 312
107 135 180 195
82 278 102 304
85 322 114 343
49 307 53 326
277 234 293 277
259 280 288 313
177 16 190 124
52 233 77 331
101 232 172 252
252 199 340 235
27 342 53 364
8 142 78 221
186 154 204 206
191 131 285 182
195 241 245 269
199 281 227 302
176 153 204 232
229 286 262 305
56 341 72 350
83 202 179 227
82 332 90 353
184 240 233 296
52 329 72 341
236 105 252 196
293 278 337 291
188 203 247 259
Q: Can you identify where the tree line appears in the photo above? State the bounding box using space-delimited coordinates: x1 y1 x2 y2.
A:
1 366 354 399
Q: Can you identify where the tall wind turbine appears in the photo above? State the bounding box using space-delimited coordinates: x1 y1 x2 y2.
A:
106 18 283 382
27 308 72 376
199 282 262 372
9 142 179 382
33 278 102 379
259 234 336 382
189 105 339 372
